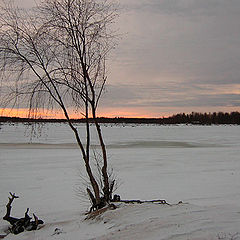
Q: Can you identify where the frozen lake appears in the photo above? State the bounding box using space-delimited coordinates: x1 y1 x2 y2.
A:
1 123 240 208
1 123 240 239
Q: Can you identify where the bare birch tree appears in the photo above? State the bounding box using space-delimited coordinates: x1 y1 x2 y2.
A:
0 0 118 210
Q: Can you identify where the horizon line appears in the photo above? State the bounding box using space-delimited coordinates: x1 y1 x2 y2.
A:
1 111 239 121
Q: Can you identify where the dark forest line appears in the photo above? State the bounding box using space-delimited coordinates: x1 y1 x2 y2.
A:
0 111 240 125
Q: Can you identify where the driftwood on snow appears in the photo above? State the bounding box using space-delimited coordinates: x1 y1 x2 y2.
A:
3 192 44 235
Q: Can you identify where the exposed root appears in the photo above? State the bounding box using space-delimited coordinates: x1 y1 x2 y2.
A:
85 193 183 222
85 204 117 220
111 194 172 206
116 199 171 205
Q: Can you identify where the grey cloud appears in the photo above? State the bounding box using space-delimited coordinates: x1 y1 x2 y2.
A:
101 84 140 107
102 83 240 109
122 0 240 17
113 0 240 91
14 0 38 8
10 0 240 115
146 94 240 108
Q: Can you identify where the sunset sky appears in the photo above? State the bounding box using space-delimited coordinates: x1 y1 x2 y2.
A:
1 0 240 118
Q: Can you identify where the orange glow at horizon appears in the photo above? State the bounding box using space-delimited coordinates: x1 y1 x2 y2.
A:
0 107 168 119
97 108 161 118
1 108 66 119
2 106 239 119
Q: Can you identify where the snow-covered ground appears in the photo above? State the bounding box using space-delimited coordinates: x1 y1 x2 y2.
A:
0 123 240 239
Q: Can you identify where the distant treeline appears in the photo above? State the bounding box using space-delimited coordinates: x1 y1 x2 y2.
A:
165 112 240 125
0 111 240 125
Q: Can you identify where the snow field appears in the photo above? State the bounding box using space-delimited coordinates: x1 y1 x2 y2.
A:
0 123 240 239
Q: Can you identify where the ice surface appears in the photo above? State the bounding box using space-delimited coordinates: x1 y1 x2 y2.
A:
0 123 240 239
